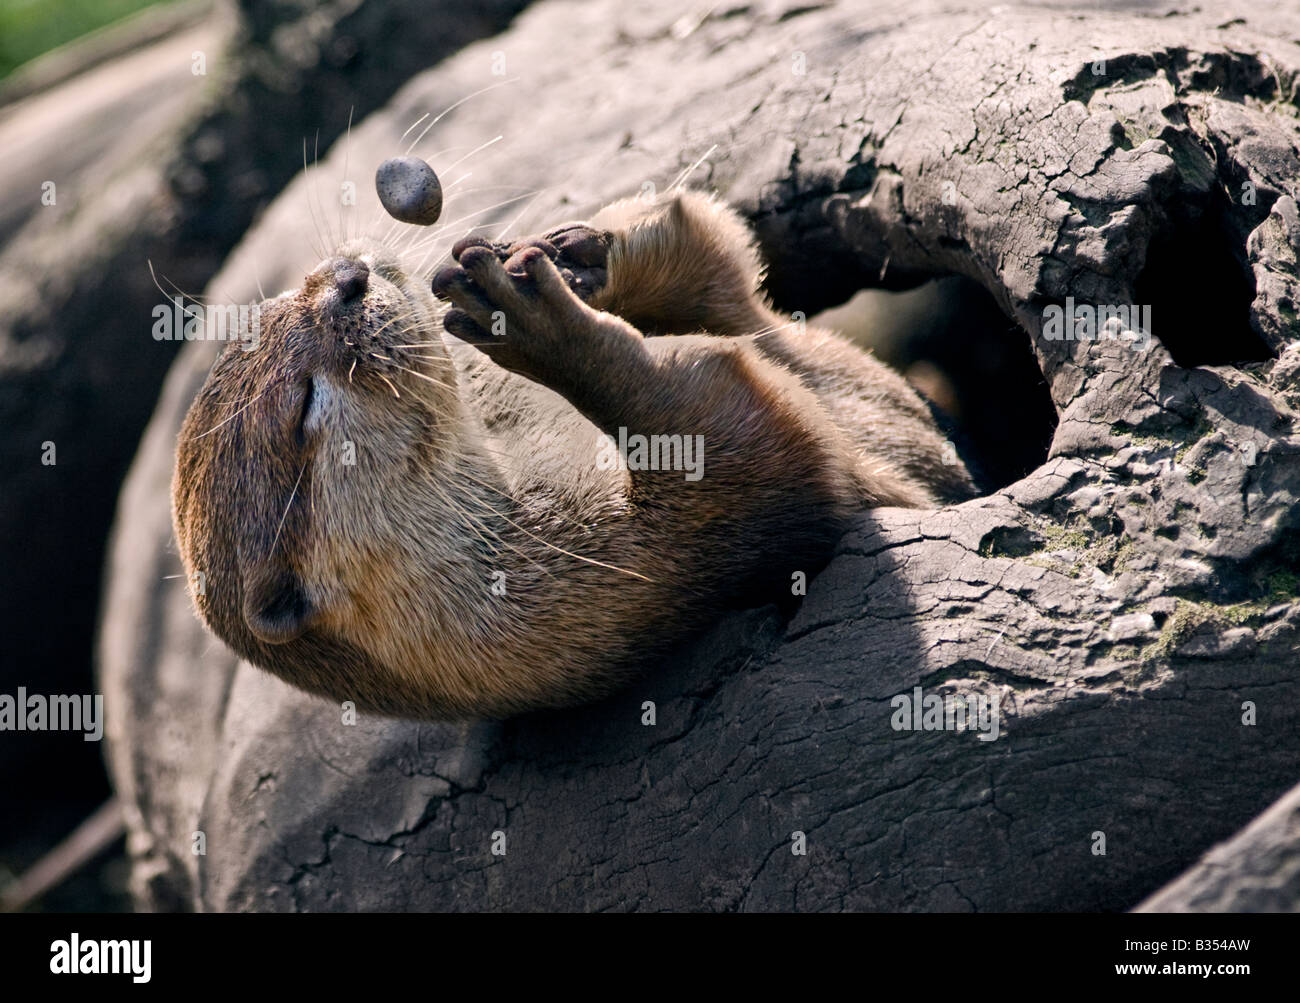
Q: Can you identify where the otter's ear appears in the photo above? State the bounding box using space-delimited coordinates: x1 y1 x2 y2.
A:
243 570 314 644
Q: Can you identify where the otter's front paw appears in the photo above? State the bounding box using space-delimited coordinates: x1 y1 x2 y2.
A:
431 243 622 390
440 225 610 302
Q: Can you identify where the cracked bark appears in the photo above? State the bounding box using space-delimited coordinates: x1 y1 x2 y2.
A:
100 0 1300 911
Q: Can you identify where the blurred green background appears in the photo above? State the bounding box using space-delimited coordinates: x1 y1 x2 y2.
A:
0 0 168 79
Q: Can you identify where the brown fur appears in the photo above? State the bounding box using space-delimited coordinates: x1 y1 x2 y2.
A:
173 191 974 719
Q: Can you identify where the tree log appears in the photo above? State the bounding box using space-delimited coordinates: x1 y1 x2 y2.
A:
1137 779 1300 911
101 0 1300 911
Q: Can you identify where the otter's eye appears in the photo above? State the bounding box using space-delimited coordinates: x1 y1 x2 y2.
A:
296 378 315 445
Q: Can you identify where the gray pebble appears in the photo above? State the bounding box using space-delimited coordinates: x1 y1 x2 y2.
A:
375 156 443 225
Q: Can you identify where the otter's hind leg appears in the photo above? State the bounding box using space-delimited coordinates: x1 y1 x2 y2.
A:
462 191 785 339
581 191 784 338
581 195 977 500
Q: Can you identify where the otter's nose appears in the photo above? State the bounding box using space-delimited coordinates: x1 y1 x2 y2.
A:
331 258 369 302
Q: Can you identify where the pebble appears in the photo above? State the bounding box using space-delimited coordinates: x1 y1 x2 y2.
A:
375 156 442 225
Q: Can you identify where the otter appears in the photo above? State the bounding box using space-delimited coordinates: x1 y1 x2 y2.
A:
172 189 975 719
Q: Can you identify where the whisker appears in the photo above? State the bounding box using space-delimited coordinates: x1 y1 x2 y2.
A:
313 129 334 251
192 387 270 439
749 318 806 341
398 112 430 143
364 314 419 344
402 189 545 253
147 260 210 306
377 373 401 398
414 432 650 544
270 461 308 556
392 364 458 393
405 78 520 154
302 138 327 260
410 189 550 276
440 461 652 582
339 106 354 244
443 135 502 173
667 144 718 193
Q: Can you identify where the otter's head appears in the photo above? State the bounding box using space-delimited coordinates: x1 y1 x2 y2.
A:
173 240 466 714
